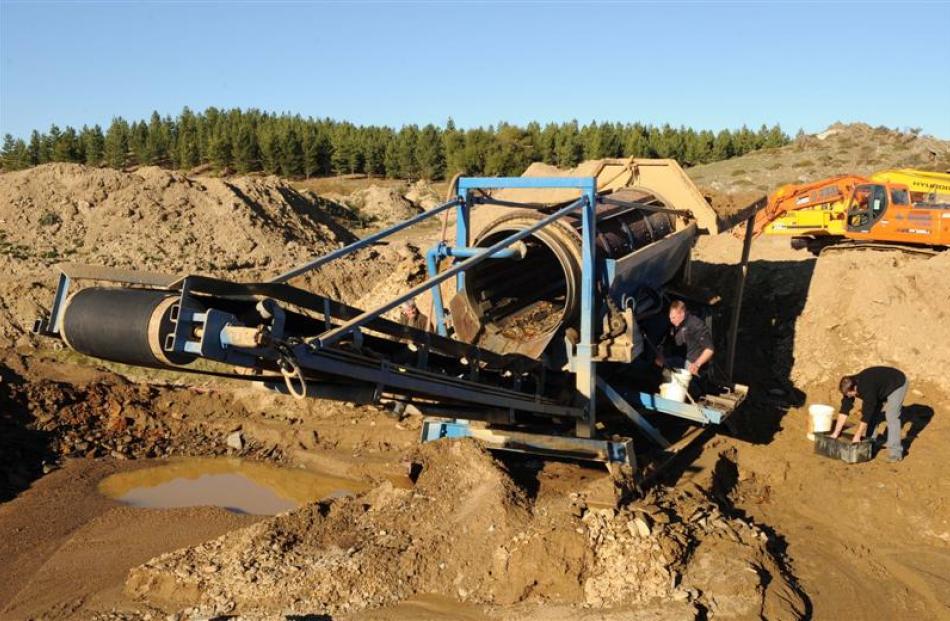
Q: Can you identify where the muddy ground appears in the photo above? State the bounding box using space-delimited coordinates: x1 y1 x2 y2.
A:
1 162 948 620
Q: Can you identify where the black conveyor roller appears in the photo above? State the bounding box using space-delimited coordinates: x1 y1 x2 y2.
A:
61 287 196 368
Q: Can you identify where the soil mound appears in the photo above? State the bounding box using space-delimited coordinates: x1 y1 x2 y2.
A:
0 164 430 348
125 439 803 618
332 184 421 226
0 163 353 275
404 180 443 211
792 249 950 393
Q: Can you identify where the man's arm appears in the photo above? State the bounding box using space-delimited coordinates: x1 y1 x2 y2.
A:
830 396 854 439
688 318 715 374
688 348 714 375
851 395 879 443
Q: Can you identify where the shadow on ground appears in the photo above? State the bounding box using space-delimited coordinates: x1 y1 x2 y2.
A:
0 361 55 503
692 257 818 445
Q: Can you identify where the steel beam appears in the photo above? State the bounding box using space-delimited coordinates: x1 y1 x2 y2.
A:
575 181 598 438
271 197 460 284
420 420 634 465
292 347 582 418
313 197 587 349
597 378 670 448
726 213 755 383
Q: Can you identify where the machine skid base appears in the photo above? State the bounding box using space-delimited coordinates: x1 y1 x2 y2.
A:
421 420 635 469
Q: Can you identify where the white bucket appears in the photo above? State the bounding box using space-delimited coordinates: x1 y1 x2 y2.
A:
660 381 687 403
808 404 835 433
671 368 693 387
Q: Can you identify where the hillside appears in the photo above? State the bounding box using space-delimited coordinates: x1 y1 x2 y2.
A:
687 123 950 194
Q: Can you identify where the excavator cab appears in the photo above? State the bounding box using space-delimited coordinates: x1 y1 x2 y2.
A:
846 183 888 232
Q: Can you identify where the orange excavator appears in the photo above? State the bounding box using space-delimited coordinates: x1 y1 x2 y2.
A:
747 170 950 254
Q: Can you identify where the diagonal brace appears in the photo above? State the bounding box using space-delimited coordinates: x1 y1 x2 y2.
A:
597 377 670 448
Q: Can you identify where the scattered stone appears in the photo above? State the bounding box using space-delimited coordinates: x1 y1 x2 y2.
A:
634 515 652 538
226 431 245 451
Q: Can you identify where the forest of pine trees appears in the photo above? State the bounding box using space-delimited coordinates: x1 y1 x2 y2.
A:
0 107 790 180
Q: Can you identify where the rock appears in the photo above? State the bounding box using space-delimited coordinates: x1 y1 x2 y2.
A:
226 431 245 450
634 515 652 537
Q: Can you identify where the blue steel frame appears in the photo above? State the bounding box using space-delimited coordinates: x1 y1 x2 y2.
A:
426 242 523 337
453 177 599 438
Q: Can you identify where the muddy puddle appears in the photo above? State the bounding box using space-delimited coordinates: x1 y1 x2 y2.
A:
99 458 370 515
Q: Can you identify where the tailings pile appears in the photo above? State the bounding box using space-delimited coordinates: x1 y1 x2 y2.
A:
125 440 804 618
0 164 419 348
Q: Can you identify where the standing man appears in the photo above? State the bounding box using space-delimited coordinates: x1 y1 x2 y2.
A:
655 300 715 376
830 366 908 462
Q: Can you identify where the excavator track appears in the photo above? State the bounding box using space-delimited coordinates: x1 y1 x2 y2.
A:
818 241 940 257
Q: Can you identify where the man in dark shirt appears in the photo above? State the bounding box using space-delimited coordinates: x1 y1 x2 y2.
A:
830 366 908 462
654 300 715 376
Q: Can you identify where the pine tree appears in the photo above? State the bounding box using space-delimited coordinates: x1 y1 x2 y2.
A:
146 112 168 165
28 130 43 165
555 121 582 167
442 118 466 176
129 121 149 165
395 125 419 179
623 124 649 157
83 125 105 166
52 126 81 162
712 129 734 161
210 121 233 169
539 123 558 164
232 119 258 173
764 123 788 148
1 134 22 169
281 126 304 177
44 125 61 162
362 127 389 177
177 108 200 170
384 139 400 178
486 124 535 176
104 118 130 168
303 124 331 177
330 123 357 175
415 124 444 180
258 123 281 174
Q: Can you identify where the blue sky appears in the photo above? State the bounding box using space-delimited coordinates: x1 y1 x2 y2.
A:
1 1 948 139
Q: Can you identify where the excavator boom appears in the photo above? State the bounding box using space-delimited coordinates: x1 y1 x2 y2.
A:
752 175 868 237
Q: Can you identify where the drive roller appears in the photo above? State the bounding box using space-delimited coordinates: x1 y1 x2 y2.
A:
60 287 197 368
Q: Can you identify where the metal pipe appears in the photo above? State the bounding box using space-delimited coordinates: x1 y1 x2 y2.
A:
426 243 526 337
445 244 525 260
270 197 461 283
314 197 588 348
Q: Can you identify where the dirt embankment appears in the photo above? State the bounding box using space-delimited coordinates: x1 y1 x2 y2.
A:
792 249 950 394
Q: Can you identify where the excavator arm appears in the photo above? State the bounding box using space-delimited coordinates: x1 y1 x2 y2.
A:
748 174 869 237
